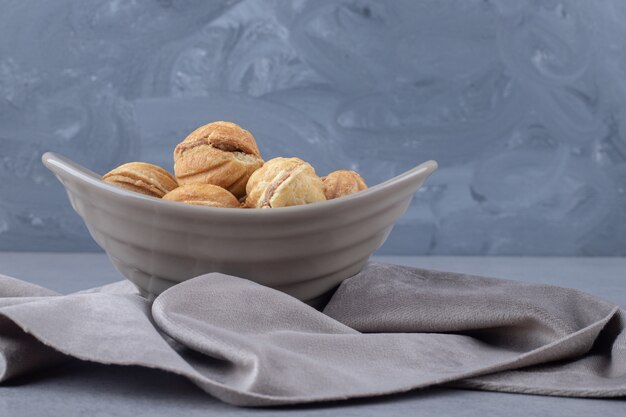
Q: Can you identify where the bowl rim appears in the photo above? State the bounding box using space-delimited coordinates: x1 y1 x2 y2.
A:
42 152 438 219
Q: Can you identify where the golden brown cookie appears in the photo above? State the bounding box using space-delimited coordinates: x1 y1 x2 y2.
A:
173 121 264 198
322 170 368 200
102 162 178 198
162 183 239 208
244 157 326 208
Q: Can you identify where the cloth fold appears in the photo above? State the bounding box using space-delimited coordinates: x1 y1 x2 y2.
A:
1 262 625 406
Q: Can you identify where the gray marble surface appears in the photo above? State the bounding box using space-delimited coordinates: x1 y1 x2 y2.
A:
0 253 624 416
1 1 626 255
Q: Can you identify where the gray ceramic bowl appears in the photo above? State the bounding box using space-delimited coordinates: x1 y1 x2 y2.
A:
43 152 437 303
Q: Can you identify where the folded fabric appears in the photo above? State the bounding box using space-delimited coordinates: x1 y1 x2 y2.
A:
0 263 624 406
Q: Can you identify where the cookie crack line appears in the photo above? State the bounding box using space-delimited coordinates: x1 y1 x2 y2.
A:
124 174 171 195
175 137 258 157
261 163 304 208
103 173 169 197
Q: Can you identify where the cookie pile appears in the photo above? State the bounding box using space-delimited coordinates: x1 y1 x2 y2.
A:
102 121 367 208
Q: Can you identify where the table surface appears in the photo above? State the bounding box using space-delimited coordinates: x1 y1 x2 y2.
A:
0 253 625 417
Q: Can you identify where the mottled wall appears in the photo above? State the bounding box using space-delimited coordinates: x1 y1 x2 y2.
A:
0 0 625 254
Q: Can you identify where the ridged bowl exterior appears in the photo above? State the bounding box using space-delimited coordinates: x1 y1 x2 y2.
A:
42 153 437 302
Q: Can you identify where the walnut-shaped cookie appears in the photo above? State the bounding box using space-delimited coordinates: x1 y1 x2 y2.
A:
322 170 367 200
162 184 239 208
102 162 178 198
244 157 326 208
173 121 263 199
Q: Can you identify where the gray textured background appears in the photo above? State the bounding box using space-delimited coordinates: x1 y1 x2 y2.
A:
0 0 625 255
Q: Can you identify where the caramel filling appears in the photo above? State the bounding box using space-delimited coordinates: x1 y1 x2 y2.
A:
175 137 256 157
103 172 171 196
260 163 303 208
103 175 164 198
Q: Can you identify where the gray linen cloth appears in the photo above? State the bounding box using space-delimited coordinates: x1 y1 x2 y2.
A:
0 262 625 406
